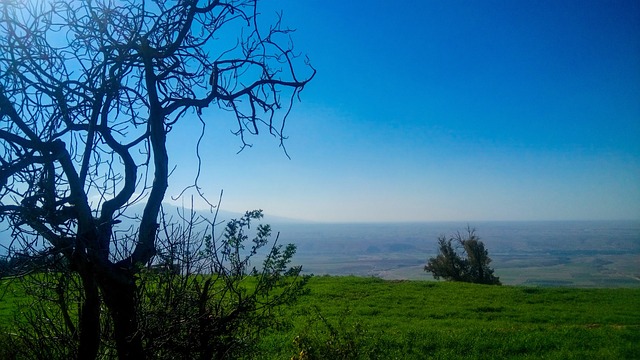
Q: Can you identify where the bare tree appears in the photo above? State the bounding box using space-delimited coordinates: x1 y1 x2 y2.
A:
0 0 314 358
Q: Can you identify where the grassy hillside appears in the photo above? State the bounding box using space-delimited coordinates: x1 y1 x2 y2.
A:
1 276 639 359
259 277 640 359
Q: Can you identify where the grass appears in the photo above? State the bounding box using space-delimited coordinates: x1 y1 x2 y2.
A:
1 276 639 359
258 276 640 359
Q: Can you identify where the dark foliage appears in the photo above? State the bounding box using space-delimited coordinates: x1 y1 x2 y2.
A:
136 209 309 360
3 209 308 359
424 227 501 285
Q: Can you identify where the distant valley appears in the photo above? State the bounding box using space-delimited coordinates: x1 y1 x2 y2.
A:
2 214 638 287
274 220 640 287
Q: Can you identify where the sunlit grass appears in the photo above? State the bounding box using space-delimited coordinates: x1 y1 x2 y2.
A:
2 275 639 359
260 276 640 359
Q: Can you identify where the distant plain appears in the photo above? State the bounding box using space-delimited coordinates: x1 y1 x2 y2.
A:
2 218 638 287
272 220 640 287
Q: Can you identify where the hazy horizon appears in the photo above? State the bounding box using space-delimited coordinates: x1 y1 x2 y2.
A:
134 202 640 224
254 219 640 286
157 202 640 224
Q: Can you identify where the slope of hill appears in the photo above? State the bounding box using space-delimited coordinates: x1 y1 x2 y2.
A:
259 276 640 359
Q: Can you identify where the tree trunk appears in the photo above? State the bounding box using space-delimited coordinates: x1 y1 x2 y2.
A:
77 270 101 360
100 270 145 360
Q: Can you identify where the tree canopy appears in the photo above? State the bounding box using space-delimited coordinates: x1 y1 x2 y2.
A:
0 0 314 358
424 227 501 285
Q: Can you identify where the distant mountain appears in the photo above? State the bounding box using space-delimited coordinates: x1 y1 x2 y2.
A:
0 202 304 254
123 202 306 224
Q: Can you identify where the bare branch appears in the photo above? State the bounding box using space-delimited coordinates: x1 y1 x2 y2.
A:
1 0 313 355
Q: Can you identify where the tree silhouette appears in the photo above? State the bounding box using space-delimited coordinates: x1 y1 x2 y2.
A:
424 227 501 285
0 0 314 358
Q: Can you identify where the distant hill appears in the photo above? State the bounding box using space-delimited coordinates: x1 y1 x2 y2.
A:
0 202 302 254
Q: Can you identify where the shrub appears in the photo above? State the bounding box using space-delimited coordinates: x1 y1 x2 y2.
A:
424 227 500 285
3 209 309 359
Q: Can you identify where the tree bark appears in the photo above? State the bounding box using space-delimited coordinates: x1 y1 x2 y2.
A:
77 269 101 360
99 269 145 360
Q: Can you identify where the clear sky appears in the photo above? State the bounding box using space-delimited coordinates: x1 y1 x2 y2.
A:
166 0 640 222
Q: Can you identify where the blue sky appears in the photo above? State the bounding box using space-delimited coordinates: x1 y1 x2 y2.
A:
167 0 640 222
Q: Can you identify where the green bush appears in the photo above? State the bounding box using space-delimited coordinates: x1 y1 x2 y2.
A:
1 210 308 359
425 227 501 285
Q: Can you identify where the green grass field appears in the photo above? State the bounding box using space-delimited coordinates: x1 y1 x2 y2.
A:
2 276 639 359
258 277 640 359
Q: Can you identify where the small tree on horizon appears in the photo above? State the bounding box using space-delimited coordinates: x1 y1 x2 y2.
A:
424 227 501 285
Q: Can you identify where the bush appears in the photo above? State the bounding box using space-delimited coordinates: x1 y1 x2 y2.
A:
135 209 309 359
3 209 309 359
424 227 500 285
